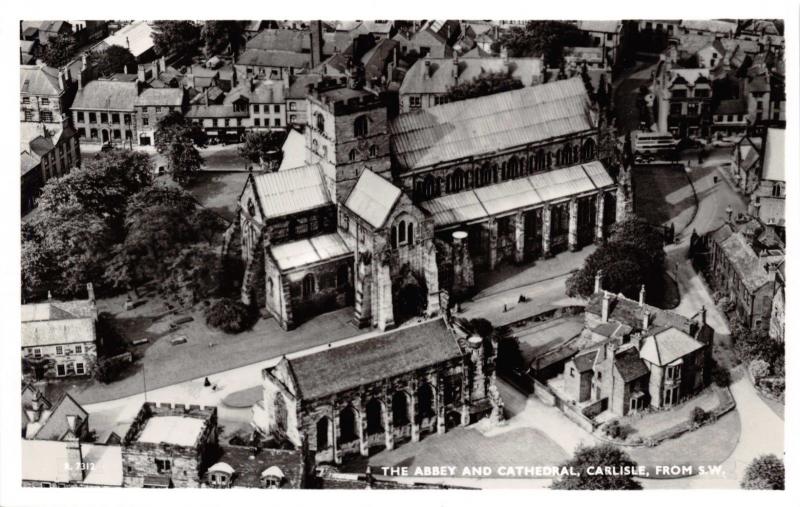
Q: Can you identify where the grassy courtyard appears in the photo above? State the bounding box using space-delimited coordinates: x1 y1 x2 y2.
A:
632 164 696 231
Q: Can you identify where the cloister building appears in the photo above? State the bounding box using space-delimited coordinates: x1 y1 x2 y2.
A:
230 73 628 330
254 317 498 463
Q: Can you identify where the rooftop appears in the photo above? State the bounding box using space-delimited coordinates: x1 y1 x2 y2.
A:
136 415 206 446
270 233 352 271
72 79 138 111
20 64 63 96
209 445 304 489
102 21 154 58
399 56 543 95
22 440 123 486
249 164 331 220
614 346 650 382
29 393 88 441
134 87 184 106
276 318 463 400
344 170 402 229
237 48 311 69
762 128 785 182
390 77 594 171
639 327 705 366
21 299 96 347
718 232 773 292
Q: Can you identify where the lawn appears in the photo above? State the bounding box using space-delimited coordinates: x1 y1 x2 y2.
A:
632 164 696 231
181 171 250 222
341 426 568 478
628 409 741 477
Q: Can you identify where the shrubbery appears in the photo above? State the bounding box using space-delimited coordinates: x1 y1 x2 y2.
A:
205 298 252 333
690 406 707 426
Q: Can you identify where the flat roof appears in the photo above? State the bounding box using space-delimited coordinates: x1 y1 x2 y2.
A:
136 416 205 446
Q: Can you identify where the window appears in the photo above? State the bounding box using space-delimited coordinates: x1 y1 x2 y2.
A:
142 117 149 126
75 345 83 354
369 145 378 157
254 118 261 127
112 113 120 123
40 111 53 122
22 96 30 104
409 96 421 109
41 97 49 105
349 149 357 162
76 363 85 375
665 364 682 381
155 458 172 474
33 348 42 359
695 89 710 98
302 274 315 300
671 89 687 99
155 106 161 113
354 115 368 137
90 128 98 139
124 114 131 124
56 346 63 355
315 113 325 132
273 104 280 113
76 111 85 122
569 367 575 377
56 364 66 376
224 119 230 127
289 102 296 111
78 127 86 138
273 118 281 127
289 115 296 123
101 113 108 123
772 184 782 197
113 129 121 140
89 112 97 123
253 104 260 113
24 110 34 121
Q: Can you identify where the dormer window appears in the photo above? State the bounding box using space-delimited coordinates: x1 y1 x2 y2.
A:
260 466 284 488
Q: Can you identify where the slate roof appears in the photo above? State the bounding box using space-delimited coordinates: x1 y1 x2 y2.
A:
613 347 650 382
399 56 543 95
185 104 249 118
31 394 88 441
20 64 62 96
246 29 309 53
282 318 463 400
134 87 183 106
762 128 785 182
344 170 402 228
390 77 594 171
421 161 614 228
211 446 304 489
251 164 331 220
668 68 710 87
573 350 597 372
237 49 310 69
102 21 154 58
22 440 123 486
224 79 285 105
718 232 772 292
585 292 702 337
72 79 138 111
681 20 737 34
270 233 352 271
577 20 621 34
286 73 324 99
21 300 97 347
639 327 705 367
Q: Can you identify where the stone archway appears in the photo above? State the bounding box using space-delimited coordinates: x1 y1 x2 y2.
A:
392 264 428 324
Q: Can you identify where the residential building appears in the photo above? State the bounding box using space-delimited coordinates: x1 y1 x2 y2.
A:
203 445 306 489
707 214 784 331
22 440 123 487
97 20 156 62
23 392 90 442
284 73 323 126
711 98 748 137
20 63 75 128
223 78 286 130
121 402 218 488
637 20 680 36
576 20 623 68
134 87 187 146
185 103 249 144
653 62 712 138
255 317 499 464
235 24 335 81
679 20 737 38
71 77 139 146
21 21 73 46
392 28 454 59
554 281 714 416
21 123 81 214
398 55 543 113
21 285 98 380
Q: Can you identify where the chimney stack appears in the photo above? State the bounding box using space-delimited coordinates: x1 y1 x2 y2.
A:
639 285 646 307
643 309 651 330
86 283 95 303
310 20 323 69
699 305 707 326
601 291 610 323
725 205 733 223
65 440 84 483
594 269 604 293
58 70 65 92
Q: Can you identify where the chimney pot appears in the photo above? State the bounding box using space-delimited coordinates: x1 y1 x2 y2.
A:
639 285 646 307
594 269 604 293
601 290 610 323
643 309 651 330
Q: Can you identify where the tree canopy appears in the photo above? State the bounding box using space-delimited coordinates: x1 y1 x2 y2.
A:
551 444 643 490
566 218 666 299
89 45 138 78
495 21 593 67
152 21 202 58
201 21 246 58
154 111 206 185
238 130 287 165
741 455 784 490
41 33 78 68
446 72 524 102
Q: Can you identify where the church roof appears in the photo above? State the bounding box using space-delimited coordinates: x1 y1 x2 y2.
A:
251 164 331 220
344 170 402 228
270 233 352 271
421 161 614 228
283 318 463 400
390 77 594 171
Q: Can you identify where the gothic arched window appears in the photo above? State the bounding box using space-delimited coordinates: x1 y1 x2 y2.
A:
354 115 368 137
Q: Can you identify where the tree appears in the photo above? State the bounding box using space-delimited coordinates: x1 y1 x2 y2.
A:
749 359 770 382
205 298 252 333
88 45 137 78
152 21 201 59
551 444 643 490
446 72 524 102
566 242 649 298
41 33 77 68
741 455 784 490
238 130 287 165
496 21 592 67
154 111 206 153
168 139 204 185
201 21 245 58
608 218 666 269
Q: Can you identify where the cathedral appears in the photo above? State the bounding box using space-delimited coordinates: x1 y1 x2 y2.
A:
230 72 628 331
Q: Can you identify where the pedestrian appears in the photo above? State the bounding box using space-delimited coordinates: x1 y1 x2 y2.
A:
204 377 211 387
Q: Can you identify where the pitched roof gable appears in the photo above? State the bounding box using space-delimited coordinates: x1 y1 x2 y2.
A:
344 170 402 228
